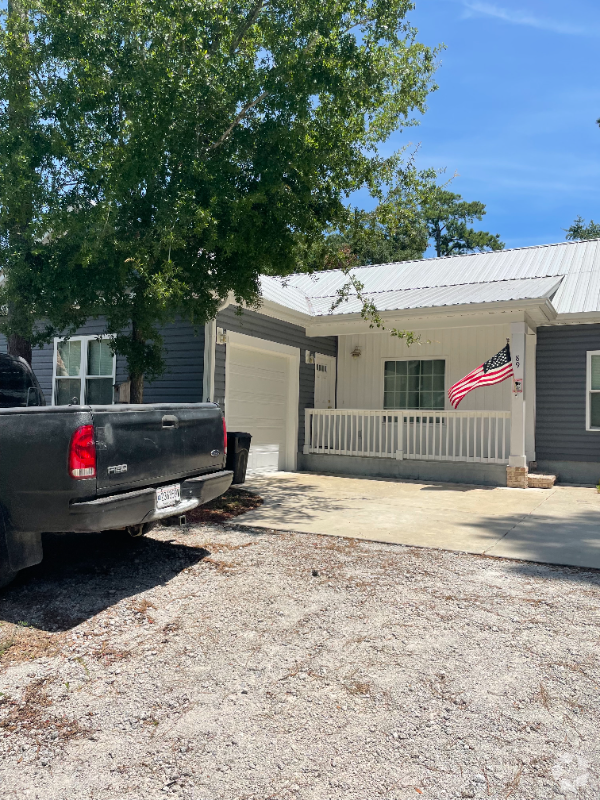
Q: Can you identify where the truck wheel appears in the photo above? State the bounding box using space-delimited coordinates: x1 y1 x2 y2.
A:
0 564 17 589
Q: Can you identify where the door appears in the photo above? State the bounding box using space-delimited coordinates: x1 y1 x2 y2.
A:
226 343 292 472
314 353 336 409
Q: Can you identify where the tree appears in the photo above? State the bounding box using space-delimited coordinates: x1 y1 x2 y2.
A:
565 216 600 241
312 175 503 268
421 189 504 258
0 0 56 364
314 169 434 267
1 0 439 401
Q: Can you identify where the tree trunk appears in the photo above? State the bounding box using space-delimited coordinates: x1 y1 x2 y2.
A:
434 222 442 258
129 372 144 404
5 0 33 364
7 333 32 364
128 319 145 403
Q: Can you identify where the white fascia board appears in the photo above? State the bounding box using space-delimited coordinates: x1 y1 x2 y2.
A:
540 311 600 326
209 294 310 327
242 298 313 329
305 298 557 337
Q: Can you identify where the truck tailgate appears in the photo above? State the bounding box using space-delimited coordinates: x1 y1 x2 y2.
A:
92 403 225 495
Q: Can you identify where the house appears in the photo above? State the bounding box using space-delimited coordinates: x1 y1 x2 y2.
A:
3 238 600 487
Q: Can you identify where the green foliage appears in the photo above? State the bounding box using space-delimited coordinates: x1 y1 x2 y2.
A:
422 188 504 258
565 216 600 242
307 175 503 273
0 0 439 396
0 0 63 356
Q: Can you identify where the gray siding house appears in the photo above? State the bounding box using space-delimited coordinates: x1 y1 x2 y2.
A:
3 238 600 485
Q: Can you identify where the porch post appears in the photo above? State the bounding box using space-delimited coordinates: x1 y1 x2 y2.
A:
525 327 537 463
507 321 528 487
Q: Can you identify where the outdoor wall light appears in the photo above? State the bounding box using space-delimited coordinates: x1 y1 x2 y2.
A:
351 346 362 358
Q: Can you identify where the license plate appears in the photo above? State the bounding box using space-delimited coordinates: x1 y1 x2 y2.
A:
156 484 181 509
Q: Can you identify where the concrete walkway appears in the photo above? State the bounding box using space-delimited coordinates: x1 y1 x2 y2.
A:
235 472 600 570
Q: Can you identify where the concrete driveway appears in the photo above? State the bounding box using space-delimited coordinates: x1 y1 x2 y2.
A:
236 472 600 570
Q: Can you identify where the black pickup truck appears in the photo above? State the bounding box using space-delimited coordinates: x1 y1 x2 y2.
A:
0 353 233 587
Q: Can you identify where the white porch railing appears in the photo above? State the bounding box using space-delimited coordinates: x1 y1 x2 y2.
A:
304 409 511 464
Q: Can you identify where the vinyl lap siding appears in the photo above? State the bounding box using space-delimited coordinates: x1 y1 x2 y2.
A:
2 320 204 404
216 306 337 452
536 324 600 463
144 322 204 403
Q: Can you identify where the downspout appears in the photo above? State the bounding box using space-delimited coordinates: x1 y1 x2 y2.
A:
203 319 216 402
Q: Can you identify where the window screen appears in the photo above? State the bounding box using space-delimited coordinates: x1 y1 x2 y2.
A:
384 360 445 410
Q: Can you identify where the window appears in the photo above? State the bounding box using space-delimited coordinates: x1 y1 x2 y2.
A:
587 351 600 430
54 337 115 406
0 356 43 408
384 359 446 410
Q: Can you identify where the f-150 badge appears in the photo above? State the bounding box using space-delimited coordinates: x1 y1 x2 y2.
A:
108 464 128 475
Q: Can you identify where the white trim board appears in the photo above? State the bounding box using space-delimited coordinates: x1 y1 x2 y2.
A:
225 331 300 471
52 335 116 406
203 319 217 402
586 350 600 432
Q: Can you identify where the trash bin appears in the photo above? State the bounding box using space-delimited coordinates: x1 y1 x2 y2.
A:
226 432 252 485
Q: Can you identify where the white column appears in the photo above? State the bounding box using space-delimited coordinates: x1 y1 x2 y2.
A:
202 319 216 402
509 321 527 468
525 328 537 463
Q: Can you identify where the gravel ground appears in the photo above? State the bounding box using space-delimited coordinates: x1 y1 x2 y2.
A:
0 521 599 800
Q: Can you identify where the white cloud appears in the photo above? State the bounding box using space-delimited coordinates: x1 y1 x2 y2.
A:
462 1 599 37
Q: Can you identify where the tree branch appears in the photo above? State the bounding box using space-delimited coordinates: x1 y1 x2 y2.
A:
230 0 269 55
207 90 268 151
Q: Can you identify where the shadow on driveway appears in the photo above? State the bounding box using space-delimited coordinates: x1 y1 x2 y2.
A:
242 472 600 574
465 507 600 573
0 531 209 632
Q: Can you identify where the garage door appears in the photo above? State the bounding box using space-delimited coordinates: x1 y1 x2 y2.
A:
226 344 291 472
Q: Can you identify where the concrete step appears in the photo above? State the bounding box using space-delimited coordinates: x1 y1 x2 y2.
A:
528 473 557 489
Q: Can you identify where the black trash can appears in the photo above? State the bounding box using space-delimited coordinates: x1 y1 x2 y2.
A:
226 432 252 485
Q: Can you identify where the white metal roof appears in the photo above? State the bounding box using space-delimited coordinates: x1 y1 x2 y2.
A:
260 238 600 320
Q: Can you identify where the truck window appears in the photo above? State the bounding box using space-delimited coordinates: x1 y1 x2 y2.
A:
0 357 44 408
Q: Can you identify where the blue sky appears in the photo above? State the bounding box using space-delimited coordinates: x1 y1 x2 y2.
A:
357 0 600 251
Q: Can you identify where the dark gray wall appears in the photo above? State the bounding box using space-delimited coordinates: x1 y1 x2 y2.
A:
536 323 600 465
144 322 204 403
216 306 337 452
1 320 204 404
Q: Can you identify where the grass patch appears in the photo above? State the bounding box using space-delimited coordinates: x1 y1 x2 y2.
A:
186 488 263 525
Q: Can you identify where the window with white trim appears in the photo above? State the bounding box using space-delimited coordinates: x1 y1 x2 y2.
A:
53 336 116 406
587 351 600 430
384 359 446 410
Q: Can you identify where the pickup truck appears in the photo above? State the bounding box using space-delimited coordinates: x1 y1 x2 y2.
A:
0 353 233 587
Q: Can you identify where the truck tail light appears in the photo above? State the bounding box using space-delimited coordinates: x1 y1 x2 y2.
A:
223 416 227 454
69 425 97 479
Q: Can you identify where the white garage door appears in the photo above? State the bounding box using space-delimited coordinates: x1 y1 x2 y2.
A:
226 343 292 473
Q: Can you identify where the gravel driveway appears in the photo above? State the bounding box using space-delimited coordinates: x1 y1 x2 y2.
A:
0 522 598 799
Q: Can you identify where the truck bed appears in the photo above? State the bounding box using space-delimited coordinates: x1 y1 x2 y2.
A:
0 403 231 535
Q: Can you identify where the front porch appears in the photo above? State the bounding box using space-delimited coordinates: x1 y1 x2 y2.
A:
302 408 512 486
304 408 511 463
301 318 538 488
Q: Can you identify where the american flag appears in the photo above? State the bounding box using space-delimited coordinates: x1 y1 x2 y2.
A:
448 343 514 409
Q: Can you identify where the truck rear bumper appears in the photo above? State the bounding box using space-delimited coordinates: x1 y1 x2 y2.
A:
68 470 233 532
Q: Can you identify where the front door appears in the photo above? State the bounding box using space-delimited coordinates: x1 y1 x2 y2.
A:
314 354 336 409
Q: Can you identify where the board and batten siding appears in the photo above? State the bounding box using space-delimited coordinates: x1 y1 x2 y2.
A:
536 324 600 481
337 323 512 411
1 320 204 405
215 306 337 453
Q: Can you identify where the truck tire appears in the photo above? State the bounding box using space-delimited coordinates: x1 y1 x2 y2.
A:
0 563 17 589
